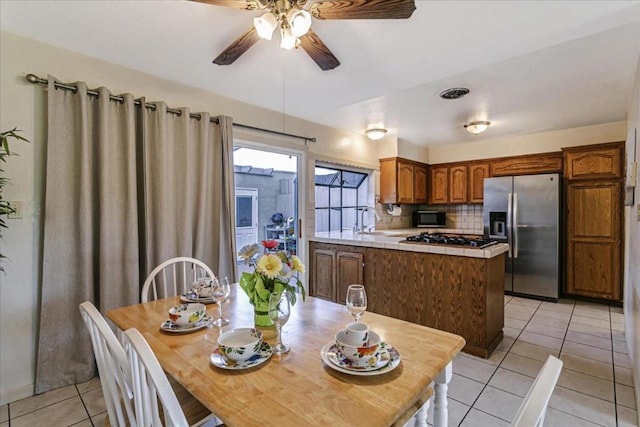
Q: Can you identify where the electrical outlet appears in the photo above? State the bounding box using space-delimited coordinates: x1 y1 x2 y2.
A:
7 201 23 219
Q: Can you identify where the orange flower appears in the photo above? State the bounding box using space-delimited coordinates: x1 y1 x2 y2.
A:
358 345 378 356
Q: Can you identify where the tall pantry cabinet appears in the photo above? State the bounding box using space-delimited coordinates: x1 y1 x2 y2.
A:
562 142 624 301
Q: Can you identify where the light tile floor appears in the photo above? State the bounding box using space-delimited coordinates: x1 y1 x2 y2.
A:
2 296 638 426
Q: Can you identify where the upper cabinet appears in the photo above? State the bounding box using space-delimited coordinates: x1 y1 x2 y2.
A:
429 164 470 204
380 157 428 205
490 152 563 177
428 165 448 204
468 162 490 204
449 165 468 204
564 143 623 180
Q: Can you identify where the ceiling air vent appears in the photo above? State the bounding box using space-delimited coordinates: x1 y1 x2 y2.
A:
439 87 470 100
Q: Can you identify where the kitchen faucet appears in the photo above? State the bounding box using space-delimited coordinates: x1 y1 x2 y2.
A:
355 207 378 232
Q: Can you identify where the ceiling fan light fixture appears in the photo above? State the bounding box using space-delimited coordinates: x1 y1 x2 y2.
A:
254 12 278 40
287 8 312 37
464 121 491 135
365 128 387 141
280 25 297 50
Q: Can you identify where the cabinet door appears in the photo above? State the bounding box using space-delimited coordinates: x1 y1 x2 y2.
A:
413 165 428 204
468 163 489 203
564 147 622 180
449 165 468 203
429 166 448 204
336 251 364 305
311 248 336 301
566 181 621 300
397 161 415 204
379 158 398 204
490 153 563 176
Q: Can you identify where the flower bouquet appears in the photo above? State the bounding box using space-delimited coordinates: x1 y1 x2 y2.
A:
238 240 306 327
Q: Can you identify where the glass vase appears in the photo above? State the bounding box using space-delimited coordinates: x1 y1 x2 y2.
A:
253 300 273 328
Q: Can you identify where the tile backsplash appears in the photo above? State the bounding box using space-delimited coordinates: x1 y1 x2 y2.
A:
375 204 484 234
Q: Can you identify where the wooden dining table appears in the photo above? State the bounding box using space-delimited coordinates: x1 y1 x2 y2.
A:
106 284 465 427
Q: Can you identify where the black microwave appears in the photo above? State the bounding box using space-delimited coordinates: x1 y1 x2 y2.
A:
413 211 446 228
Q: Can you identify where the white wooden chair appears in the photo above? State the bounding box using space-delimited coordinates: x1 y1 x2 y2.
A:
122 328 221 427
510 355 563 427
141 257 215 303
79 301 137 427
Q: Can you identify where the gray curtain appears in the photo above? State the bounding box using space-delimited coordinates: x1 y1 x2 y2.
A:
35 77 237 393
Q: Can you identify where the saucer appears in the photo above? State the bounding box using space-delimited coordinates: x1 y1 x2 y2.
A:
328 344 391 372
160 314 213 333
320 341 401 376
210 342 273 370
180 293 215 304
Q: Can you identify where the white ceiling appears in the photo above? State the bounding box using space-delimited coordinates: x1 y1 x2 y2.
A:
1 1 639 146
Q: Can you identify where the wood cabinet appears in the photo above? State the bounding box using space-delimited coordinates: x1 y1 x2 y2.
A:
468 162 490 203
429 165 448 204
429 164 468 204
449 165 468 204
490 152 563 177
309 241 505 358
380 157 428 204
562 142 624 302
564 143 623 180
309 243 364 302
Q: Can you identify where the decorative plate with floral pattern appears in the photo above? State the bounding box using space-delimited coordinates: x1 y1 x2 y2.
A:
210 342 273 370
160 314 213 333
321 341 401 376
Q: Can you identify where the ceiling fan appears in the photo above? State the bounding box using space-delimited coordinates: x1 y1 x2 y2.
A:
192 0 416 71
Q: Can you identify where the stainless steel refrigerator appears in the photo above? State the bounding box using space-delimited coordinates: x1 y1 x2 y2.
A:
483 173 560 300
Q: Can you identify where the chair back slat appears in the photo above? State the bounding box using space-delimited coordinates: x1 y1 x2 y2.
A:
141 257 215 303
79 301 136 426
123 328 189 427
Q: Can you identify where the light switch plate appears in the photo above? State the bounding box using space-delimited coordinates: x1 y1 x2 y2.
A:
7 201 23 219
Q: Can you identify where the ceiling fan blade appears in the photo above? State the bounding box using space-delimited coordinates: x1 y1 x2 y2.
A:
299 29 340 71
310 0 416 20
191 0 261 10
213 27 261 65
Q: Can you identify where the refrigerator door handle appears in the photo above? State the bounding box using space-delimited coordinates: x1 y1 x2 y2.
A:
507 192 513 258
513 192 519 258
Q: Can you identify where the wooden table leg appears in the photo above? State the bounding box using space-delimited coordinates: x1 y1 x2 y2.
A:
433 361 453 427
412 398 430 427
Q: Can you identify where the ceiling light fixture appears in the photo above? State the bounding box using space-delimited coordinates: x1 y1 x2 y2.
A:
464 121 491 135
253 4 312 49
365 128 388 141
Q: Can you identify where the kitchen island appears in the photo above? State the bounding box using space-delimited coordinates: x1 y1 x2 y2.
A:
309 230 508 358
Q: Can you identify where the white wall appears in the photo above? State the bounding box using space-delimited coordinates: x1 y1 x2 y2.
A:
624 57 640 419
428 121 626 164
0 31 379 404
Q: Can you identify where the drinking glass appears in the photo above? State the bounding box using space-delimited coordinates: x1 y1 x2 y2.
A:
268 291 291 354
346 284 367 322
211 277 230 326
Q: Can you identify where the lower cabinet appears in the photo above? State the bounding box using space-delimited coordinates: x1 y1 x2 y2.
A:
309 241 505 358
309 243 364 302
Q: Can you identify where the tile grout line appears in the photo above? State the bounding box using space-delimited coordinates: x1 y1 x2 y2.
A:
73 384 93 427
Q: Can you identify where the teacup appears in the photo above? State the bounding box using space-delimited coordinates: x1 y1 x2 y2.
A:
168 303 206 327
340 322 370 346
218 328 263 363
335 330 382 367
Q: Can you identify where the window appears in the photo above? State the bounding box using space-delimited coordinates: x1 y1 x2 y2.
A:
315 166 368 232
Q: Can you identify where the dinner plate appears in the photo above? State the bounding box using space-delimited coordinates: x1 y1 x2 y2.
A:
210 342 273 370
327 344 391 372
180 293 215 304
320 341 401 376
160 314 213 333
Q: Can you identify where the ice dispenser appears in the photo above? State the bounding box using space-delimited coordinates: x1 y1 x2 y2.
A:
489 212 507 239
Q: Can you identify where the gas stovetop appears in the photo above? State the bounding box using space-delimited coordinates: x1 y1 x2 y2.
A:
404 233 498 249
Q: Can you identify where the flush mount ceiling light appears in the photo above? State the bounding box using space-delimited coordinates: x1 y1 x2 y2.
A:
464 121 491 135
365 128 388 141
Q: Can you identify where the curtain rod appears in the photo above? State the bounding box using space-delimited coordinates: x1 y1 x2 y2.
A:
25 73 316 144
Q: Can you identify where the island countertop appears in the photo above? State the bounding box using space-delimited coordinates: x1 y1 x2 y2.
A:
310 230 509 259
